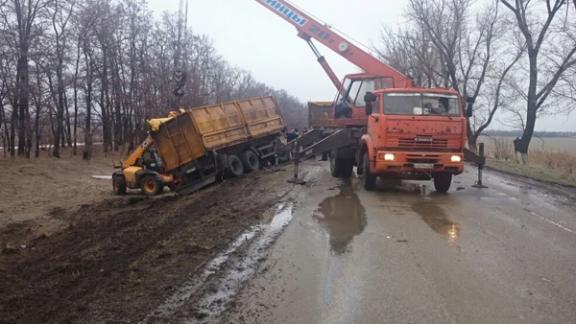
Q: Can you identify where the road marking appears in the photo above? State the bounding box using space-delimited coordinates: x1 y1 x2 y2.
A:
541 217 575 234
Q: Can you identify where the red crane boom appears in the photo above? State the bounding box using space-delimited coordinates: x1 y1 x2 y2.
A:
254 0 413 89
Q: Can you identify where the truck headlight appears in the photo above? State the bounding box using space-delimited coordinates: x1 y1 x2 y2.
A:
451 155 462 163
378 153 395 161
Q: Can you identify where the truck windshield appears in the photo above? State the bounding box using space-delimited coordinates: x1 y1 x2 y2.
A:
384 93 460 116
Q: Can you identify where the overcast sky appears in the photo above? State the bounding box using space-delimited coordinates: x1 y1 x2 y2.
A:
147 0 575 132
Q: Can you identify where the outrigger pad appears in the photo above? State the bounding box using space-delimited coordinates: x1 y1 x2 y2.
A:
287 178 306 185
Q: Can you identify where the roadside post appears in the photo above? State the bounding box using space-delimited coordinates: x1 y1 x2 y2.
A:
472 143 488 188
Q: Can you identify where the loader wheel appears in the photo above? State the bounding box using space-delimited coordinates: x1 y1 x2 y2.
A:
141 175 163 196
362 152 377 191
113 175 127 195
242 150 260 172
227 154 245 178
433 173 452 193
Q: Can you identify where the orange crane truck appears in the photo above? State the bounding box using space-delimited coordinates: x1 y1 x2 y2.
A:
112 96 286 195
254 0 472 192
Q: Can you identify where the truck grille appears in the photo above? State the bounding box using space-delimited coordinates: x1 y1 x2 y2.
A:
398 136 448 150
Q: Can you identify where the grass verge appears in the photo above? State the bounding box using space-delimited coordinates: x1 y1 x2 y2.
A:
486 158 576 188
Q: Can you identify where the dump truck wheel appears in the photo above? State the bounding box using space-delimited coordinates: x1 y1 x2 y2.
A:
227 154 245 177
113 175 127 195
363 152 377 191
433 173 452 193
141 175 163 196
242 150 260 172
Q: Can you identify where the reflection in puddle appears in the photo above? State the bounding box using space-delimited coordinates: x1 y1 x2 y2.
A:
412 202 460 246
314 185 366 255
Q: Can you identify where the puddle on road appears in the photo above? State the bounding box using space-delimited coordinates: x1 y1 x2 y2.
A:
143 204 294 323
314 185 366 255
412 202 460 246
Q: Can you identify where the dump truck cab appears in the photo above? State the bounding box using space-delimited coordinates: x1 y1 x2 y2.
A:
358 88 467 191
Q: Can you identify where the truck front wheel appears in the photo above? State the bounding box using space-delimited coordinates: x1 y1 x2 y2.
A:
433 173 452 193
141 175 164 196
329 151 353 179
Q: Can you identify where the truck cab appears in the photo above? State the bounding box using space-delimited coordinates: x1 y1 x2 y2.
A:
331 73 394 128
358 88 467 192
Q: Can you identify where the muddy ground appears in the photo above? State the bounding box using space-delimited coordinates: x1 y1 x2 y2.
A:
0 153 301 323
2 153 576 324
0 150 121 236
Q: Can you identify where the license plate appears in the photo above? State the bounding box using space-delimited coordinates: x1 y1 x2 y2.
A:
414 163 434 169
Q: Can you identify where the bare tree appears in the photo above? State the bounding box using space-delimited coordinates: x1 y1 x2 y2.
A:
384 0 518 151
47 0 75 157
0 0 50 157
500 0 576 161
0 0 308 160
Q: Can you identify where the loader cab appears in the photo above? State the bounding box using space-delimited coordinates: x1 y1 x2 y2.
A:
138 147 164 172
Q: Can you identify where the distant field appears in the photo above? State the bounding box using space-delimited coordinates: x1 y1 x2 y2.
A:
477 136 576 186
478 136 576 156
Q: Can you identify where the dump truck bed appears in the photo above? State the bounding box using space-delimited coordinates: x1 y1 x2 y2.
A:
152 96 284 171
309 101 335 128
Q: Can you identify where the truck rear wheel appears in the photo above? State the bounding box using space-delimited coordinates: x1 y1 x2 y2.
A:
113 174 127 195
433 173 452 193
362 152 377 191
227 154 245 177
329 151 354 179
141 175 164 196
339 159 354 178
242 150 260 172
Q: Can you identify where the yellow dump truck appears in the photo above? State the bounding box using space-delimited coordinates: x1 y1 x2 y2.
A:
113 96 286 195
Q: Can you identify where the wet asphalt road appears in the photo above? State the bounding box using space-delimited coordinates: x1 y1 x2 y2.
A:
226 162 576 324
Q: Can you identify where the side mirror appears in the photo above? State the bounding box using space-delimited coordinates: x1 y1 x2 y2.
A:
465 96 475 118
366 102 373 115
364 92 377 115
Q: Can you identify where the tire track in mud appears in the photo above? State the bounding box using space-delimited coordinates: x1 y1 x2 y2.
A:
143 204 294 323
0 166 306 323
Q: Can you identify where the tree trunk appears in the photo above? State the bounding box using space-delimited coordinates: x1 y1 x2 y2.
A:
101 50 112 153
83 48 93 161
10 98 16 157
16 52 30 157
514 53 539 163
73 37 81 156
53 53 66 158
